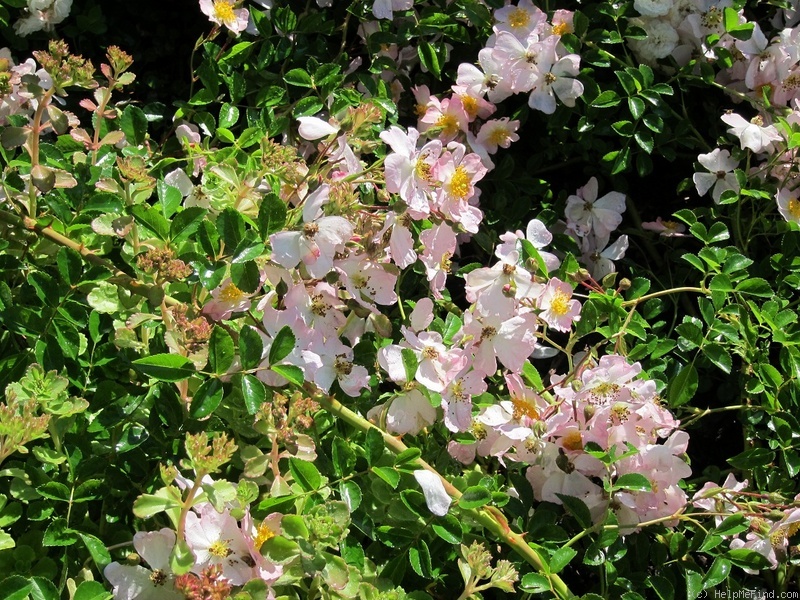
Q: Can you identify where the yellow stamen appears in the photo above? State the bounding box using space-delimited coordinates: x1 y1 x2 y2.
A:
213 0 236 23
562 430 583 451
508 7 530 29
219 283 244 302
511 397 540 421
461 95 479 119
488 126 510 147
788 197 800 220
551 21 571 35
449 166 471 199
549 290 570 316
255 522 276 548
209 540 231 558
435 113 459 137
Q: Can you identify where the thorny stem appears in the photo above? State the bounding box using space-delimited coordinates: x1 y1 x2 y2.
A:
309 386 576 600
0 209 181 307
27 87 57 216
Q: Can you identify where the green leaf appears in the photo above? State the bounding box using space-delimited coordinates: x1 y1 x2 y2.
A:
73 581 112 600
230 260 260 294
258 193 287 239
170 207 207 244
133 490 182 519
458 486 492 509
217 207 245 249
43 517 78 546
634 130 654 154
132 354 195 382
293 96 324 117
37 481 71 502
556 494 592 528
431 514 462 544
340 480 362 512
78 531 111 573
271 364 304 386
703 343 732 374
614 473 652 492
591 90 620 108
120 105 147 146
417 41 441 78
549 546 578 574
735 278 772 297
394 448 421 467
520 573 552 593
409 540 433 578
332 438 356 477
727 448 774 469
365 428 384 466
372 466 400 489
284 68 314 88
130 205 169 240
713 514 748 537
289 458 322 491
0 576 32 600
189 378 224 419
208 326 235 375
667 364 698 407
239 325 264 371
240 374 266 414
702 556 731 588
269 326 296 365
56 247 82 286
218 102 239 129
401 348 418 383
628 96 645 120
28 577 58 600
263 536 301 564
726 548 772 570
171 539 194 575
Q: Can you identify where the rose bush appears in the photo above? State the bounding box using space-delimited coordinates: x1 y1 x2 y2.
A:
0 0 798 598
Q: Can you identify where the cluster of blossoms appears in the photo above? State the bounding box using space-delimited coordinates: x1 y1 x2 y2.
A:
102 0 696 594
692 475 800 570
0 48 52 125
105 507 283 598
624 0 800 226
13 0 71 37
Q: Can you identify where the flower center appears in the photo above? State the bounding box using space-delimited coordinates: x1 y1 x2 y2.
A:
544 72 557 85
511 397 539 421
213 0 236 22
488 125 511 147
415 159 433 182
219 283 244 302
589 382 621 404
561 429 583 451
150 569 168 586
549 290 570 316
508 8 530 28
788 197 800 219
209 539 231 558
480 326 496 340
783 74 800 90
310 294 328 316
449 166 471 199
303 222 319 237
440 252 452 272
461 95 479 119
334 356 353 376
551 21 570 35
422 346 439 360
436 113 460 136
255 522 276 549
